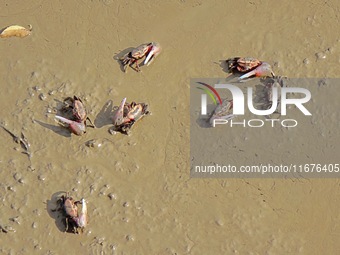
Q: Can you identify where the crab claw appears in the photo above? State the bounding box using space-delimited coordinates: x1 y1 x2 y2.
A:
144 42 161 66
55 115 86 136
113 98 126 126
75 198 87 229
238 62 275 80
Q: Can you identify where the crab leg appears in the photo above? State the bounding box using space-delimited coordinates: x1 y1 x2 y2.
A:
85 117 96 128
132 59 140 72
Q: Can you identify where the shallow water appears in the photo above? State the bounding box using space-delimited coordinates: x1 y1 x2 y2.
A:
0 1 340 254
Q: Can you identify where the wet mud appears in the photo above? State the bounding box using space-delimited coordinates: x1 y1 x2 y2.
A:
1 1 340 254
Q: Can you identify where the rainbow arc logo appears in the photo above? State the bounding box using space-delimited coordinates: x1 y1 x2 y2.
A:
196 82 222 105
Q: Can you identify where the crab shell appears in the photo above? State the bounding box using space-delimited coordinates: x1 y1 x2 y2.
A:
125 102 148 122
62 195 78 219
227 57 262 73
72 96 87 122
112 98 149 134
113 98 149 126
121 102 149 131
130 43 152 60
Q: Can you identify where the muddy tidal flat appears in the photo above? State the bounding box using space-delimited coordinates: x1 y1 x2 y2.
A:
1 1 340 254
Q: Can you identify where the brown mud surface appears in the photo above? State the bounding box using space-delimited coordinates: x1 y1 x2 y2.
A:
0 1 340 254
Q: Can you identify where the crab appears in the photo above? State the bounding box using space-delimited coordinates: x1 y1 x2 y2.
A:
226 57 275 80
112 97 149 134
209 99 235 126
57 193 80 233
227 57 262 73
55 96 94 136
120 42 161 72
56 193 88 234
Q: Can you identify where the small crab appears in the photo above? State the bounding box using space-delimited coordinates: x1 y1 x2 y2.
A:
227 57 262 73
226 57 275 80
209 99 235 126
55 96 94 136
56 193 88 234
120 42 161 72
57 193 80 233
112 97 149 134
